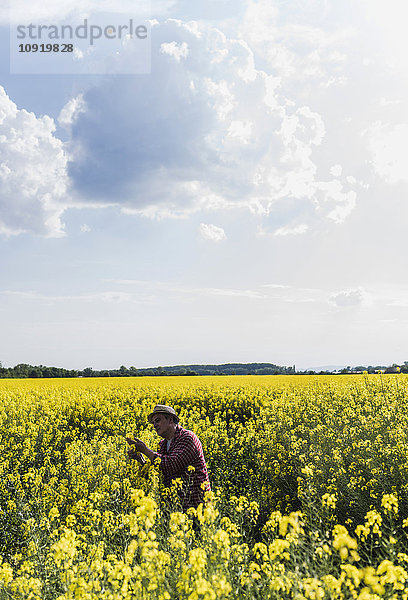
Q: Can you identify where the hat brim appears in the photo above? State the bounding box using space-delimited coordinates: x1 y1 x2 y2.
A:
148 411 179 423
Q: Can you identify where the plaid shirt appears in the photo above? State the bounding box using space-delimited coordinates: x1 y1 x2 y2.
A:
155 425 211 510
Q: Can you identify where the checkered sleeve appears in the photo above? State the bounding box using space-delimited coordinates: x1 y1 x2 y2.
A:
156 432 198 477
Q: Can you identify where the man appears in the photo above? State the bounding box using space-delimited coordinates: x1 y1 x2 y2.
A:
126 404 211 510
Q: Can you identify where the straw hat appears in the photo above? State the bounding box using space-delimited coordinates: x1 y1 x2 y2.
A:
148 404 179 423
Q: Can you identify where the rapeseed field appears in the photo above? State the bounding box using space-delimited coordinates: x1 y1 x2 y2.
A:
1 374 408 599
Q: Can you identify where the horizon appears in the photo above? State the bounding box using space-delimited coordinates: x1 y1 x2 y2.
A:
1 359 406 373
2 1 408 368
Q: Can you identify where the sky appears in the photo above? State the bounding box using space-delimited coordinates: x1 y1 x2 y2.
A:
1 0 408 371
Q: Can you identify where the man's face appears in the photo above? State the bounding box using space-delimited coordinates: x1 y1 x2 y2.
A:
152 414 172 437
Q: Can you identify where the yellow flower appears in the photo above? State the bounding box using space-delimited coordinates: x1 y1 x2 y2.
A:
381 493 398 514
302 577 325 600
332 525 359 562
0 559 13 586
322 493 337 510
377 560 407 589
50 528 78 567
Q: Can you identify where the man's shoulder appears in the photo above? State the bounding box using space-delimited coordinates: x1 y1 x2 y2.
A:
177 426 196 437
176 426 201 446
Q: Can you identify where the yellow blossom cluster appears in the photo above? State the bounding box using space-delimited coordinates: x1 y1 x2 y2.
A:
1 374 408 598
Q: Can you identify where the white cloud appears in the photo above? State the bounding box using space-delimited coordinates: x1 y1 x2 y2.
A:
160 41 189 61
58 95 86 129
199 223 227 242
360 0 408 72
1 9 366 237
227 120 253 144
73 48 85 61
330 164 342 177
4 0 156 23
65 19 357 231
0 284 264 304
80 224 91 233
378 98 401 108
0 87 68 237
196 285 262 301
0 289 133 303
314 180 357 224
329 287 371 308
238 0 354 87
107 278 329 305
274 223 308 236
367 122 408 184
239 0 279 44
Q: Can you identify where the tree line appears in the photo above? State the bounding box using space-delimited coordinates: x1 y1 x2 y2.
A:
0 362 297 378
1 361 408 379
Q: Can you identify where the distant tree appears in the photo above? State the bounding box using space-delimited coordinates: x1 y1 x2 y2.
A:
14 364 31 378
29 367 42 378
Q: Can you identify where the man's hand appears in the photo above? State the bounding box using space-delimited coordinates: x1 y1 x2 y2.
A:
126 437 155 463
126 437 147 452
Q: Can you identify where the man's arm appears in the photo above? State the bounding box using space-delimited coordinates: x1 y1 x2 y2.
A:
156 434 198 477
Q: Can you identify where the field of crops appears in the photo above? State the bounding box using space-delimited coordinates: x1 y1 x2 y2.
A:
1 374 408 599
